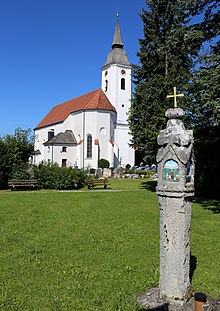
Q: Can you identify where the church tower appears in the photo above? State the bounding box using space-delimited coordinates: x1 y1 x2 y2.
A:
101 14 134 167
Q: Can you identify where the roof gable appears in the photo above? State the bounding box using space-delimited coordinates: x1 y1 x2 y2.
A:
35 88 116 129
44 130 77 145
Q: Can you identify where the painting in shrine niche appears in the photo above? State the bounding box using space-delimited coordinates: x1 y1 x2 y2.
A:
164 160 180 182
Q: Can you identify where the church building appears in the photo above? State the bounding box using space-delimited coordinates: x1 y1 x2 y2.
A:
34 16 134 169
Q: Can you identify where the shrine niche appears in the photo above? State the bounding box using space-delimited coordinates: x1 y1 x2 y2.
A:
163 160 179 183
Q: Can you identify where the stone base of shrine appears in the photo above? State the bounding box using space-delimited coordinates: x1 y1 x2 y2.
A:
137 288 195 311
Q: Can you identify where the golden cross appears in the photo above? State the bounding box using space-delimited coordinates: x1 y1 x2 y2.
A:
167 87 184 108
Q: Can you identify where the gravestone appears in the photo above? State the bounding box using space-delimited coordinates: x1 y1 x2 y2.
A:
95 168 102 178
113 167 124 178
103 168 112 178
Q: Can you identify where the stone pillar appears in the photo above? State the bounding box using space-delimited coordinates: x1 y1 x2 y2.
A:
156 108 195 300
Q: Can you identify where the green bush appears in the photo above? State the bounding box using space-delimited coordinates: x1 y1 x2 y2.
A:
10 163 33 180
32 162 87 189
127 169 156 179
98 158 110 169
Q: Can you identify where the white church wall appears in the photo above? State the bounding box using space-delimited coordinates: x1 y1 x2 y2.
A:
115 124 134 167
34 110 116 170
96 111 114 167
62 110 98 169
101 61 134 168
34 123 63 164
63 112 83 168
117 72 132 124
64 112 81 136
50 145 77 167
84 110 98 169
102 64 131 124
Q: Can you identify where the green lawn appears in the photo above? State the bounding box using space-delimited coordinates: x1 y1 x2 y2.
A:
0 179 219 310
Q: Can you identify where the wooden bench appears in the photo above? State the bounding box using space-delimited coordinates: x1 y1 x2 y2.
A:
8 179 38 191
86 178 109 189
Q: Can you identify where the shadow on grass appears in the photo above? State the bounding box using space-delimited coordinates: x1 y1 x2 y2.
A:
87 188 111 190
194 198 220 214
137 304 169 311
190 254 197 283
147 306 168 311
140 180 157 192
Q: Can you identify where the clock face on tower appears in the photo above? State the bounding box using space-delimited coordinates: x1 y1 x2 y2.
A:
121 69 126 75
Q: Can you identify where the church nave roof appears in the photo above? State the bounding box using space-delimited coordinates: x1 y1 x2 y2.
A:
35 88 116 129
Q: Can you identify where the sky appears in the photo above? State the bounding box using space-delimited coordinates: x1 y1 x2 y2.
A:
0 0 146 136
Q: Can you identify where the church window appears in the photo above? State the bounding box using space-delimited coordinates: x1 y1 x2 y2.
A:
105 80 108 92
121 78 125 90
87 134 92 158
122 104 124 108
62 146 67 152
48 130 54 141
62 159 67 167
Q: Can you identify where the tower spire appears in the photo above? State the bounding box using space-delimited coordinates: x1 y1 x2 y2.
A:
112 12 123 49
102 13 129 67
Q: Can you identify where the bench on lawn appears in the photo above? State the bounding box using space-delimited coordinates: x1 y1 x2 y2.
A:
8 179 38 191
86 178 109 189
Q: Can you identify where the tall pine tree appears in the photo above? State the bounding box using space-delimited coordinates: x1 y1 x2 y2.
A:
129 0 219 165
189 40 220 198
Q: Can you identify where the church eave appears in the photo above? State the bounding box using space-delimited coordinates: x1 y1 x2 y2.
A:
101 63 132 70
34 120 63 131
44 141 77 146
70 107 116 114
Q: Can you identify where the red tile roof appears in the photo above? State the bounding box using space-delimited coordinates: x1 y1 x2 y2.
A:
35 88 116 129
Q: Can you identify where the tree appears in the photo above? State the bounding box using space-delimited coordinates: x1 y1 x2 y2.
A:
189 41 220 197
129 0 219 165
0 139 10 188
3 128 34 179
189 41 220 127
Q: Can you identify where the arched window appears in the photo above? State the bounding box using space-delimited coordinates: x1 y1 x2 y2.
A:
121 78 125 90
105 80 108 92
87 134 92 158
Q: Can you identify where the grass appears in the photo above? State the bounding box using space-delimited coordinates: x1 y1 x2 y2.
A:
83 177 150 191
0 179 219 310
